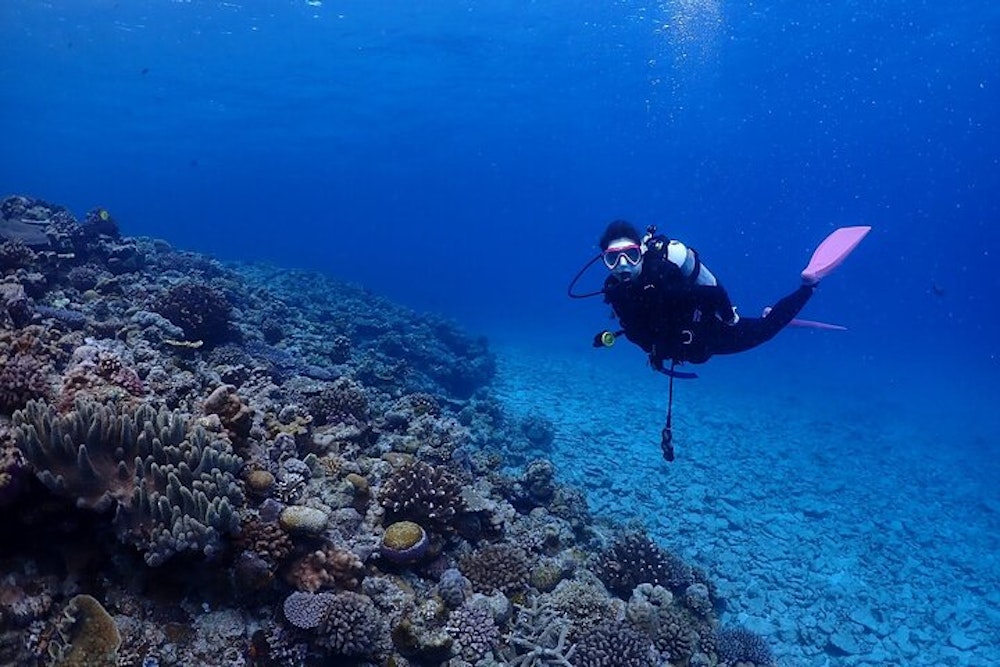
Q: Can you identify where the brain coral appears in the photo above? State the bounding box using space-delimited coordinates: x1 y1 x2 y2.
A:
13 398 244 565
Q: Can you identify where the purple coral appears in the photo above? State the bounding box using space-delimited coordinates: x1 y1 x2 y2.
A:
569 619 656 667
459 543 531 596
446 603 500 661
282 591 337 630
717 626 775 666
0 351 50 414
596 531 694 599
316 592 381 657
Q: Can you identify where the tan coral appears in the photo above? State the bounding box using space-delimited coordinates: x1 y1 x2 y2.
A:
285 547 364 593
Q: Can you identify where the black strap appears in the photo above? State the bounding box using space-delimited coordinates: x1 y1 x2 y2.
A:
687 247 702 285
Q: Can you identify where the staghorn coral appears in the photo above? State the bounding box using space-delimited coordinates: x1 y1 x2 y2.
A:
459 543 531 596
505 596 576 666
153 282 233 345
285 547 364 593
568 619 656 667
595 530 693 599
13 398 244 565
380 459 466 534
716 625 774 667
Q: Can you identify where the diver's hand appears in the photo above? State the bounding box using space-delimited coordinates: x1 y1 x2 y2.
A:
648 354 665 372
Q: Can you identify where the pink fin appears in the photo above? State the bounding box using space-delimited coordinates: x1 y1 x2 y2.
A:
789 318 847 331
802 226 871 283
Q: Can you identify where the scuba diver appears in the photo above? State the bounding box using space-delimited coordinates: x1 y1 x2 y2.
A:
568 219 870 461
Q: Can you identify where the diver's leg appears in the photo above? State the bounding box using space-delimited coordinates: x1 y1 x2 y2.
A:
710 285 814 355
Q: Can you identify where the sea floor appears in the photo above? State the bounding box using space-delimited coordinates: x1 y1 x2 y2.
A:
491 335 1000 667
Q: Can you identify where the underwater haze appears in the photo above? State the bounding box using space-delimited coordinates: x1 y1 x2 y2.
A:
2 1 1000 665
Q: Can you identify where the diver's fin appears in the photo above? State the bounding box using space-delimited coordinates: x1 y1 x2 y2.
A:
802 225 871 284
762 307 847 331
788 317 847 331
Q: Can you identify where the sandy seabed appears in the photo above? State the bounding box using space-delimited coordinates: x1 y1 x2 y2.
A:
492 337 1000 667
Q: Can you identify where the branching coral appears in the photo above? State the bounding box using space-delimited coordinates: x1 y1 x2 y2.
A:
568 619 656 667
13 398 244 565
717 625 775 666
445 603 500 662
459 543 531 596
595 531 693 599
379 459 466 534
154 282 233 345
316 591 382 656
504 596 577 666
308 376 369 427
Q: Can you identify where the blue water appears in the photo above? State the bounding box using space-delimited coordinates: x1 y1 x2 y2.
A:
1 1 999 662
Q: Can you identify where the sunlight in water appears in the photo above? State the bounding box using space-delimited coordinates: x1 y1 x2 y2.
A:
639 0 725 125
657 0 724 63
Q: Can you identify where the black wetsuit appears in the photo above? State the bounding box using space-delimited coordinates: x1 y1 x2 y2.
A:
602 241 814 366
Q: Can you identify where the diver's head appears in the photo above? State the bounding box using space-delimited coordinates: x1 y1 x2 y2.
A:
599 220 643 280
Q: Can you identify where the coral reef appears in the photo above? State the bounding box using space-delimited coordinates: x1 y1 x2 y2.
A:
0 194 781 667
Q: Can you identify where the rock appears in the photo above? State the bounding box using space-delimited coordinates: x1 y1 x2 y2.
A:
279 506 329 535
948 630 978 650
849 607 884 635
827 631 861 656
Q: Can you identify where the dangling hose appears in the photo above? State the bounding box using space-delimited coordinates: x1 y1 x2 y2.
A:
660 360 677 462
